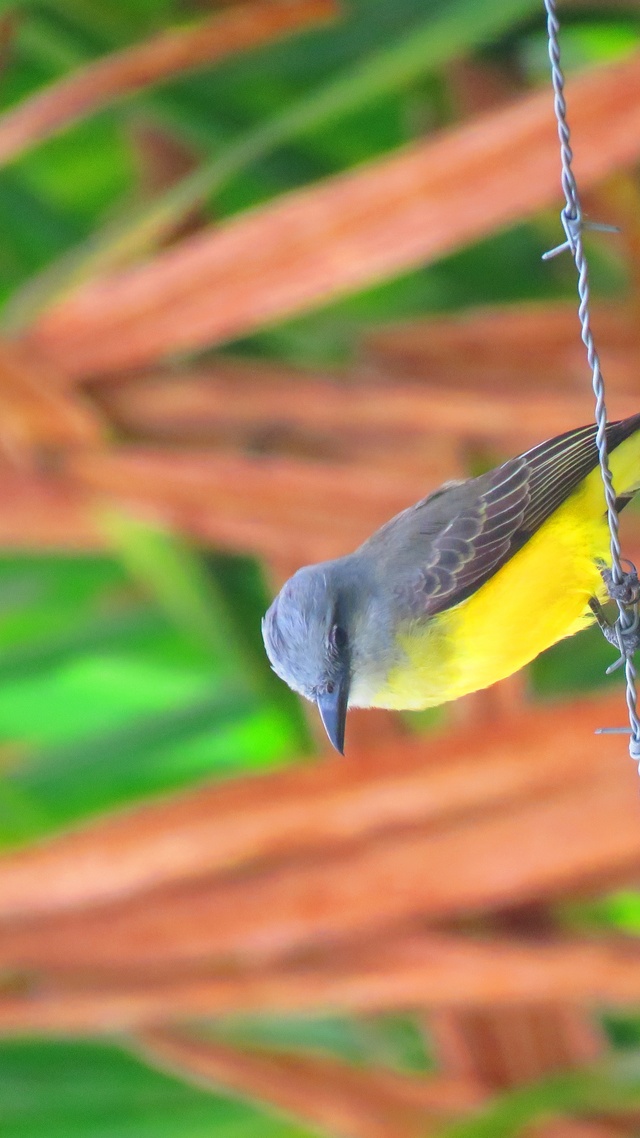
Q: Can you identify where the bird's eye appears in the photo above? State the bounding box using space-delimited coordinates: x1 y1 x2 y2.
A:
330 624 348 652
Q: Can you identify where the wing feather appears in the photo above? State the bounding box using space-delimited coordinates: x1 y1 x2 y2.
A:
401 415 640 617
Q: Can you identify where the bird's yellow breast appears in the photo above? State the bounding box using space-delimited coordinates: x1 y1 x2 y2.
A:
377 435 640 711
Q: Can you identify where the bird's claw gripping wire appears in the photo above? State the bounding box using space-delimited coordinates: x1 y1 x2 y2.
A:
601 561 640 607
590 567 640 674
602 616 640 675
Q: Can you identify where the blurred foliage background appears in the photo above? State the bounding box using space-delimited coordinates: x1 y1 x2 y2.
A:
2 1 640 1137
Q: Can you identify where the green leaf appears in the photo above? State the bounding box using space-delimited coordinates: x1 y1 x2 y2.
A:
2 0 544 328
211 1011 432 1072
102 514 312 749
0 686 267 844
10 687 251 791
0 603 161 682
101 511 241 663
0 1037 317 1138
439 1060 640 1138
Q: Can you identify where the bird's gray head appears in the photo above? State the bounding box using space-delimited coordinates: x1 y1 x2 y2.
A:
262 560 356 754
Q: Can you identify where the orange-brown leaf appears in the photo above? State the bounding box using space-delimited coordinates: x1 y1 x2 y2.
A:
430 1005 603 1090
0 695 626 922
0 433 639 566
0 699 637 973
0 341 102 463
135 1027 469 1138
24 50 640 375
66 446 453 562
363 303 640 400
0 0 338 167
4 931 640 1033
91 303 640 454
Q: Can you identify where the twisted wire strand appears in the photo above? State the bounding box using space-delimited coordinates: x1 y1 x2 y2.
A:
542 0 640 758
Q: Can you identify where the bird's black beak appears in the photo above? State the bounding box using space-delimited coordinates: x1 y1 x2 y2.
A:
317 673 350 755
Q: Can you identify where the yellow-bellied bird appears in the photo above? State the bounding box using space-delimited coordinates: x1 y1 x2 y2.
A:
262 416 640 752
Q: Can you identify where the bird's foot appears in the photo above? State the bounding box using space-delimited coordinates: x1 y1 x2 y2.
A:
590 579 640 674
600 561 640 607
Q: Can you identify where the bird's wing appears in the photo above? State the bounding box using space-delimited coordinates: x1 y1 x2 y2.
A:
398 418 639 618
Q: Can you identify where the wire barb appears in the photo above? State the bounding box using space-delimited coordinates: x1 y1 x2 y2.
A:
542 218 620 261
542 0 640 763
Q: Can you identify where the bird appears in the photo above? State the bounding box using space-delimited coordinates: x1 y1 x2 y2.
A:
262 414 640 753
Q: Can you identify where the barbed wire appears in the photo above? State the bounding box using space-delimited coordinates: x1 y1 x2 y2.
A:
542 0 640 762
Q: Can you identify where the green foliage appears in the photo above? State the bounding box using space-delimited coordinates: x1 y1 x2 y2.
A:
0 1038 317 1138
0 543 305 848
438 1060 640 1138
211 1011 432 1072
